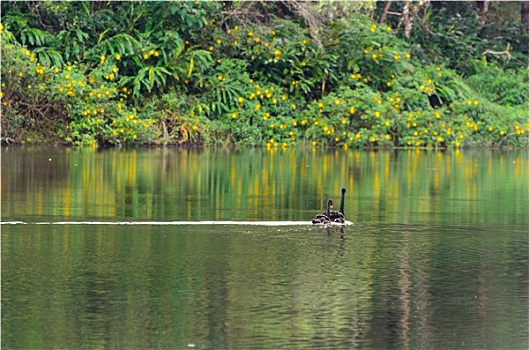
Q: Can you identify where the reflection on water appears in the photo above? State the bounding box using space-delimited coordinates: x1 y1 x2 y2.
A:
2 147 528 227
2 223 527 349
1 147 528 348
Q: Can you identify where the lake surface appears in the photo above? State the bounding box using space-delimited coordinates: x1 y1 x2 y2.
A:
2 147 528 349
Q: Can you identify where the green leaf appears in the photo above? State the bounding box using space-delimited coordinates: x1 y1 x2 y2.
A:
98 28 111 44
188 57 194 77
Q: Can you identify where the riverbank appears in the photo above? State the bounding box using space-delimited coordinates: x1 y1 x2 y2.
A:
1 2 528 148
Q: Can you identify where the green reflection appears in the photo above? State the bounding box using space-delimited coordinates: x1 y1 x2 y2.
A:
2 147 528 226
2 223 527 349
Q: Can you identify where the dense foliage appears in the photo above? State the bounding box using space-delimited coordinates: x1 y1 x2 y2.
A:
1 1 528 148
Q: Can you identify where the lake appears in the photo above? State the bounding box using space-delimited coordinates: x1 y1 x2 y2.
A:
2 147 528 349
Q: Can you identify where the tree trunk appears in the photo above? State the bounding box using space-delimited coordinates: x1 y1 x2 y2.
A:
379 0 393 24
522 1 529 31
476 0 489 29
399 0 428 39
399 1 412 38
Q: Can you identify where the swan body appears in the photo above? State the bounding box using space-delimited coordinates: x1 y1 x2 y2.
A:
329 188 346 223
312 199 332 224
312 188 350 225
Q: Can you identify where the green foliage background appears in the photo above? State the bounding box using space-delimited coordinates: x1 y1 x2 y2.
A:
1 1 528 148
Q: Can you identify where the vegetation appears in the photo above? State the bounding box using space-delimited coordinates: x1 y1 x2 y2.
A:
1 1 528 148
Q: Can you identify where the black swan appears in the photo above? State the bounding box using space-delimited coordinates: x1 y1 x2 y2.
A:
312 199 332 224
329 188 346 223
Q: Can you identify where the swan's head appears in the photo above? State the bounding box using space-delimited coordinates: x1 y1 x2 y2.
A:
328 199 334 208
341 188 346 194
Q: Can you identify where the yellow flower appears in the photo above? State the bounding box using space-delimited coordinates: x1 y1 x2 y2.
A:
488 126 493 131
231 112 237 119
291 103 297 109
372 53 378 59
238 97 244 103
39 85 44 90
341 119 347 124
349 106 355 114
334 99 340 105
375 111 380 118
499 130 505 135
437 136 444 142
248 31 253 37
67 66 73 71
473 100 479 105
273 49 281 56
216 39 222 44
100 55 106 62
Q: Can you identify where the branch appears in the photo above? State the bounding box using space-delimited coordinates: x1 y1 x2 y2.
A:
481 49 512 65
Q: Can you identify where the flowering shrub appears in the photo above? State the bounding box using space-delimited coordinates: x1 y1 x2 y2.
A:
1 3 527 148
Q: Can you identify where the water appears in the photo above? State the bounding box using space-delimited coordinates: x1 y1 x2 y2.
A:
2 147 528 349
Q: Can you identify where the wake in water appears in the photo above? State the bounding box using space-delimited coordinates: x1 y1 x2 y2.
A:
1 220 353 226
